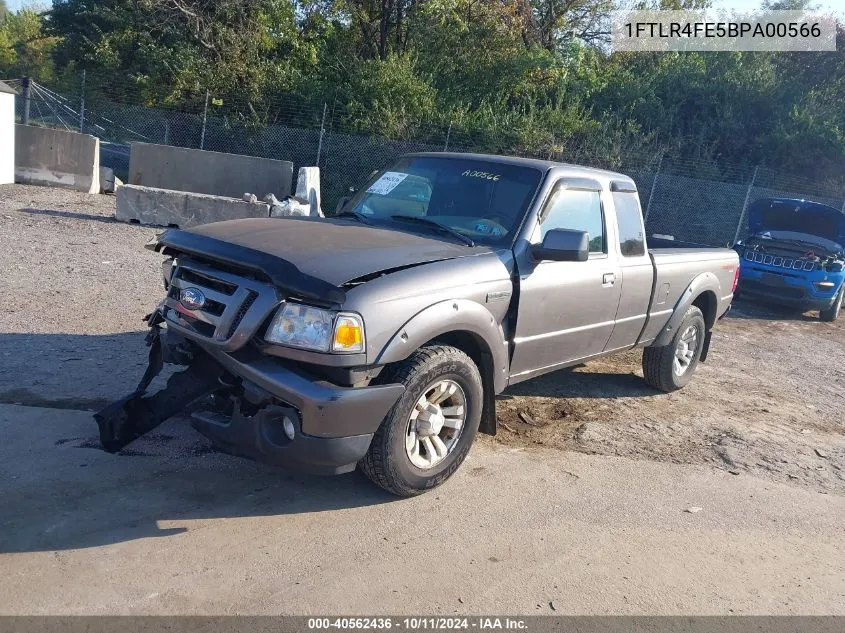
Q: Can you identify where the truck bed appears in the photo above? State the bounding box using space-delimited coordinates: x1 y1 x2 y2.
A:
636 244 738 346
648 235 725 250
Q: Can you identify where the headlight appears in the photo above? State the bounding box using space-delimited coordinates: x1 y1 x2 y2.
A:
265 304 365 353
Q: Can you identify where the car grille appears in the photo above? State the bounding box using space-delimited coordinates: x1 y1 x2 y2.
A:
740 279 806 300
744 250 816 271
162 259 280 351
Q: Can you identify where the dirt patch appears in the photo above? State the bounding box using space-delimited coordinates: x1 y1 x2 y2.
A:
493 302 845 495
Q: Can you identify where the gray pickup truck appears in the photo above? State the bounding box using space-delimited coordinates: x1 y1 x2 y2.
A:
97 153 738 496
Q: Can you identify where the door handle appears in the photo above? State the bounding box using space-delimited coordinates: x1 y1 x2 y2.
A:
602 273 616 285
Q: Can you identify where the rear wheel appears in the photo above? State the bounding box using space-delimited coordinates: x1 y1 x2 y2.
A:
820 288 843 322
642 306 706 392
359 345 483 497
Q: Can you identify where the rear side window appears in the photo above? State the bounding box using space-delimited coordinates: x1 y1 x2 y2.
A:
613 192 646 257
540 188 605 253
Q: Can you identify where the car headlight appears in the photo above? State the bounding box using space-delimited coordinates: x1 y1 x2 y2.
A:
265 304 365 353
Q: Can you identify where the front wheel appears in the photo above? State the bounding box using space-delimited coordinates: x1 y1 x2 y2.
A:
359 345 483 497
820 288 843 322
642 306 706 392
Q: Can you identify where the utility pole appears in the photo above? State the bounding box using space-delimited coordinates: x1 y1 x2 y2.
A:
733 166 760 245
316 102 327 166
79 69 86 133
444 122 452 152
200 89 210 150
643 151 664 224
21 76 31 125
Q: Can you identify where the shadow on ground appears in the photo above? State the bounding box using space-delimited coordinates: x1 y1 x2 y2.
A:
727 297 822 322
20 207 120 225
500 366 658 400
0 330 397 554
0 404 397 554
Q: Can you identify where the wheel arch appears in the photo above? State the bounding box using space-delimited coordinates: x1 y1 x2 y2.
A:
424 330 498 436
374 300 507 437
692 289 718 330
653 272 721 348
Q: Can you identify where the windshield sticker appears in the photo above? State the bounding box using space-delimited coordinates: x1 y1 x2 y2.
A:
367 171 410 195
474 222 505 237
462 170 501 182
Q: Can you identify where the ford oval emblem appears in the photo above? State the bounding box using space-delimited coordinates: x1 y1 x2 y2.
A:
179 287 206 310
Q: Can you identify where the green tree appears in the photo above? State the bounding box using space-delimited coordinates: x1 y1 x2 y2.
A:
0 5 59 81
49 0 316 113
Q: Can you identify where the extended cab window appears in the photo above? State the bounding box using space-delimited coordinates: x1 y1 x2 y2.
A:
539 188 605 254
612 191 646 257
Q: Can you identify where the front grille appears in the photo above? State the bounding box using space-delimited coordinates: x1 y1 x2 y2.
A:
161 259 279 350
227 291 257 340
178 267 237 295
741 279 806 299
745 250 816 271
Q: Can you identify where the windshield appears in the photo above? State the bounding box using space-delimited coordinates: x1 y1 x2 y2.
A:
344 156 544 246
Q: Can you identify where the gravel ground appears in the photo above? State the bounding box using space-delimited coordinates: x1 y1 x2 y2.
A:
1 183 843 494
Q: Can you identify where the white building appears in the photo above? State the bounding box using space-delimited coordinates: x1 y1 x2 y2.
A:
0 80 15 185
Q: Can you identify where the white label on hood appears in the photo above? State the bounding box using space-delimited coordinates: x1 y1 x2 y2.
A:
367 171 409 196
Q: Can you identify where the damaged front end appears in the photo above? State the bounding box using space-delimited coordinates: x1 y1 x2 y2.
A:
95 230 405 474
94 312 223 454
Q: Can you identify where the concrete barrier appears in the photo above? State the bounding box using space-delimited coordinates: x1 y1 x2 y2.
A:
14 124 100 193
0 82 15 185
116 184 271 228
128 143 293 199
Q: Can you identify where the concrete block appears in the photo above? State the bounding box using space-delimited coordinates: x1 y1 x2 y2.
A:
99 166 116 193
116 185 270 228
14 124 100 193
0 88 14 185
266 194 311 217
128 143 293 199
295 166 323 217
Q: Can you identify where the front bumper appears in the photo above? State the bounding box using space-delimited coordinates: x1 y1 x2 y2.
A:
95 325 405 476
191 406 376 476
193 346 405 474
737 278 836 310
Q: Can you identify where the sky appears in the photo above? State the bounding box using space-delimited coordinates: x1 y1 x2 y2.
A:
710 0 844 13
5 0 844 16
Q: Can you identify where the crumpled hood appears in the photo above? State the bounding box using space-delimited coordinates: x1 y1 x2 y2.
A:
183 217 490 286
749 198 845 247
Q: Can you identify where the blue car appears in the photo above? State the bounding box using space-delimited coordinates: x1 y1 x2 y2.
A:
733 198 845 321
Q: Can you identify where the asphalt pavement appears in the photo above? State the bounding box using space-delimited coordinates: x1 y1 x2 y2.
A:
1 404 842 615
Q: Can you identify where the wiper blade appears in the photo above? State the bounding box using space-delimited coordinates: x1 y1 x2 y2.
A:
390 215 475 247
334 211 372 225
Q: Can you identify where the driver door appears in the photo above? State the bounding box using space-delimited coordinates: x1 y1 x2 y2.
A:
509 182 622 381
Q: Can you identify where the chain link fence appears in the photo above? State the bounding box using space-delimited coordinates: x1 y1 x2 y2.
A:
6 77 845 246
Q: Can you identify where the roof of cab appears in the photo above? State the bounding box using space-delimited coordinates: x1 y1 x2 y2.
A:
407 152 637 189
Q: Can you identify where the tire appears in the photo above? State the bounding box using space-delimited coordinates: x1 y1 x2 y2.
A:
642 306 706 392
359 345 483 497
820 288 843 322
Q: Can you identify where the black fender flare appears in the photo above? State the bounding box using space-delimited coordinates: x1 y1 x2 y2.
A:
374 299 510 394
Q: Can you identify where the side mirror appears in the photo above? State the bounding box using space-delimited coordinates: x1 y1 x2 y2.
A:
335 196 350 214
532 229 589 262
